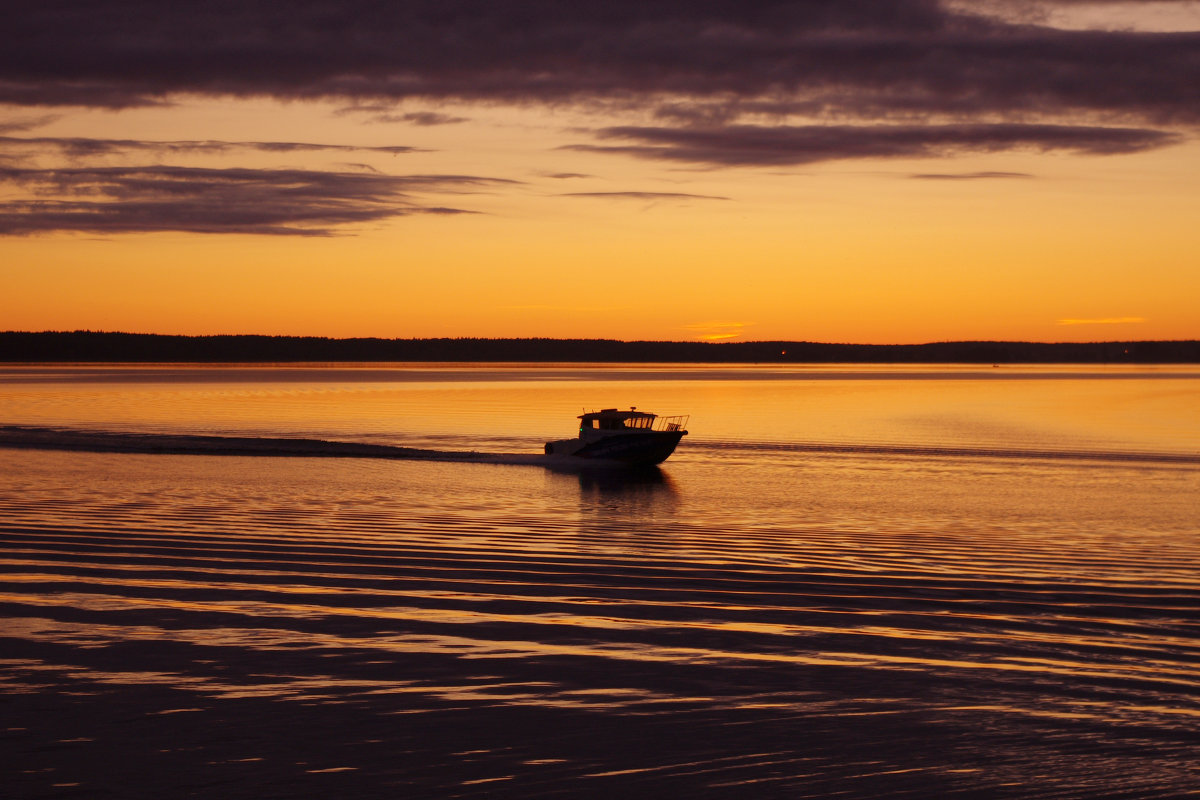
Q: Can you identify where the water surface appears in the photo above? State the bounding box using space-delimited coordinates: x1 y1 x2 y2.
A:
2 364 1198 797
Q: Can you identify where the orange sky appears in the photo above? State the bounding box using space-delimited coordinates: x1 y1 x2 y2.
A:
3 1 1199 344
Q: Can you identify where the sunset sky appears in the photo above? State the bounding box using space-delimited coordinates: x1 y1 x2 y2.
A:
3 0 1199 343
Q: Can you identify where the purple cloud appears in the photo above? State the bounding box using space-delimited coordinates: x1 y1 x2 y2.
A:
1 1 1197 127
0 137 422 160
568 123 1180 166
3 1 1195 182
0 166 514 236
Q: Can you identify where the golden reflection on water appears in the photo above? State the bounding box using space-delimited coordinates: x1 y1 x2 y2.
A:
2 365 1199 797
3 363 1199 456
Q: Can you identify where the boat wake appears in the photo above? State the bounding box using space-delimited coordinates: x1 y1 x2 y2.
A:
0 425 567 466
5 425 1195 468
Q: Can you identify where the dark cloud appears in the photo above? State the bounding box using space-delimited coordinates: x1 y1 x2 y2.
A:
0 136 420 159
569 123 1180 166
562 191 730 201
3 1 1196 186
3 0 1199 127
0 166 513 236
909 170 1034 179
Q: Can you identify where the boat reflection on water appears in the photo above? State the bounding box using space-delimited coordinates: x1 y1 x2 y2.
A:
572 464 675 494
546 466 680 527
549 465 681 538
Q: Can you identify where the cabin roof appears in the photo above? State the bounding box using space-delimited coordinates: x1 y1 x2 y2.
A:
578 407 655 421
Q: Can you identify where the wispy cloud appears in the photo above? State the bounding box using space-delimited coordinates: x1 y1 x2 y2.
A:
335 106 470 126
0 115 60 134
910 171 1034 180
1056 316 1146 325
0 166 513 236
569 124 1179 167
376 112 469 126
561 191 729 202
0 136 421 159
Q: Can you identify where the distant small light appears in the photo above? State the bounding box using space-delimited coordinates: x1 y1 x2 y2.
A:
781 350 787 355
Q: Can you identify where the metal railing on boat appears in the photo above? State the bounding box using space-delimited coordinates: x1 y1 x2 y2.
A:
653 415 689 432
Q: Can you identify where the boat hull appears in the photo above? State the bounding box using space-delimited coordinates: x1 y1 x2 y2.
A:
546 431 685 466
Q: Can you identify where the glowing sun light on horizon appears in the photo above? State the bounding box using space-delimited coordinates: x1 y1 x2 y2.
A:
682 322 753 341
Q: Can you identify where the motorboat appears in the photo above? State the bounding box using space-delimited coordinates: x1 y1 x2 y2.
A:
544 407 688 466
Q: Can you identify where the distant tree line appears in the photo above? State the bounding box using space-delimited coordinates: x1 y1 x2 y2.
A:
2 331 1198 363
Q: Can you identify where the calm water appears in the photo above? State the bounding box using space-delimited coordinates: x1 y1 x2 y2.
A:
2 364 1198 798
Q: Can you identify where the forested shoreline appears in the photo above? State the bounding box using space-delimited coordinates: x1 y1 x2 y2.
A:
3 331 1198 363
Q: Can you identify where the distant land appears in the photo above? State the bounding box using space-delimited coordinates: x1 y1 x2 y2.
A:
3 331 1199 363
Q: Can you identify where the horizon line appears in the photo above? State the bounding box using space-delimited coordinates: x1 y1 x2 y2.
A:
6 330 1200 347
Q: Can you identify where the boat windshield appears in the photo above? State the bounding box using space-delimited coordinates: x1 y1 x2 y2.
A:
579 411 687 433
580 411 657 431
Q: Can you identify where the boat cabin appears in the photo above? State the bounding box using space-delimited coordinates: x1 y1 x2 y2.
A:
577 408 688 435
579 408 656 432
